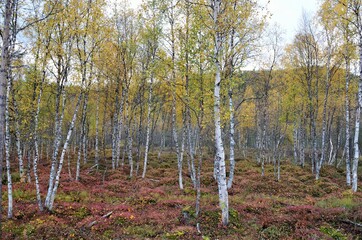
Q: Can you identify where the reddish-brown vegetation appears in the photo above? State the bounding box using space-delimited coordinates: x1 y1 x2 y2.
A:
2 152 362 239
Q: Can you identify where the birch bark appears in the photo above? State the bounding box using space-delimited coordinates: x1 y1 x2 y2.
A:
142 75 153 178
5 65 12 219
212 0 229 226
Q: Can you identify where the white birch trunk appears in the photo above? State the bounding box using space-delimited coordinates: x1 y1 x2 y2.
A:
179 124 186 187
212 0 228 226
227 90 235 189
345 33 352 186
293 121 299 164
136 104 143 176
112 106 119 169
76 93 89 181
47 92 83 210
1 0 15 222
316 35 332 180
352 40 362 192
45 79 67 207
111 80 121 169
13 96 24 182
127 124 133 177
116 88 126 168
95 83 100 167
124 92 133 177
0 0 12 229
5 71 12 219
32 62 48 211
142 76 153 179
187 119 196 187
300 123 305 167
352 106 360 192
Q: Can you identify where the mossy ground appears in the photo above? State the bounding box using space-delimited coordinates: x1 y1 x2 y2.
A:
2 151 362 239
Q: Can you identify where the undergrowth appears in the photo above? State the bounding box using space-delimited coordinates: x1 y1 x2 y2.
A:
2 151 362 239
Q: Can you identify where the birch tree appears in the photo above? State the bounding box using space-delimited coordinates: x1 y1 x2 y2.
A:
209 0 229 226
316 5 342 180
44 0 75 207
349 0 362 192
164 0 185 189
141 0 162 179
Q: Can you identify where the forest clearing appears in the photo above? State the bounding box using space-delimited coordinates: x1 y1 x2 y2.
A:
1 0 362 239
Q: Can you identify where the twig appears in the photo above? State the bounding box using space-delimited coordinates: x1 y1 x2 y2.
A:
87 211 113 228
87 164 98 173
102 211 113 218
342 219 362 228
149 178 160 182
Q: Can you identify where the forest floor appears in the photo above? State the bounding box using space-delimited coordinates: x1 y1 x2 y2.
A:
2 151 362 239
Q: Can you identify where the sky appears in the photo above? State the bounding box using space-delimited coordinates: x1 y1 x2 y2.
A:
128 0 320 44
265 0 320 43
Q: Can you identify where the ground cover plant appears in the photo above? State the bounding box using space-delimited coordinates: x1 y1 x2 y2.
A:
2 152 362 239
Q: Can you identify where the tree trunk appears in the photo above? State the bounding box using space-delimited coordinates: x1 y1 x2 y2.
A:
345 56 351 185
45 62 69 207
142 75 153 179
5 69 12 219
32 49 50 211
46 92 84 210
227 90 235 189
316 34 332 180
352 106 360 192
95 82 100 168
213 0 228 226
352 41 362 192
0 0 14 229
76 92 89 181
293 120 299 164
12 93 24 182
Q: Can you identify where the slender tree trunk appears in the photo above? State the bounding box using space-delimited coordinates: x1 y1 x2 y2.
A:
293 120 299 164
12 93 24 182
136 100 143 176
32 52 50 211
227 16 236 188
95 82 100 168
124 89 133 177
45 69 68 207
111 78 121 169
227 90 235 189
0 0 14 230
195 128 203 233
352 105 360 192
142 75 153 178
317 32 333 179
345 56 351 185
102 84 109 166
311 115 317 174
5 70 12 219
158 114 166 160
126 122 133 177
116 89 126 168
46 92 84 210
26 148 31 183
67 148 72 178
213 0 228 226
167 3 183 189
352 41 362 192
187 122 196 187
300 120 305 167
76 92 89 181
